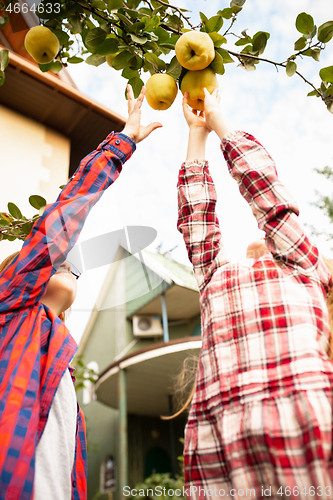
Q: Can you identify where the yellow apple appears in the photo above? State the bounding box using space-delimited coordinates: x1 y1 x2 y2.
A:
145 73 178 110
24 26 60 64
106 52 120 68
175 31 215 71
180 68 218 111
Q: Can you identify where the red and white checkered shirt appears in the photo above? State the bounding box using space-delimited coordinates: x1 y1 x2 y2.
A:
177 131 333 410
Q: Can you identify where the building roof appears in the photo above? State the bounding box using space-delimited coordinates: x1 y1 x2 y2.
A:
144 251 198 292
0 14 126 176
95 337 202 416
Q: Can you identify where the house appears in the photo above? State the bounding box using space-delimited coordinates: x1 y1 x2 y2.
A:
75 244 202 500
0 8 126 262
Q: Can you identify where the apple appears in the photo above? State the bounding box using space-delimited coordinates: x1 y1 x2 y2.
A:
175 31 215 71
24 26 60 64
106 52 120 68
180 68 218 111
145 73 178 110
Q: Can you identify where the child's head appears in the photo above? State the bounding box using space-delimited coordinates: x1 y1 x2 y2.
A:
0 252 77 319
246 239 268 259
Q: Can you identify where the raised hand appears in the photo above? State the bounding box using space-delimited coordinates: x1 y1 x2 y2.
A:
182 92 211 133
121 84 162 143
203 88 234 141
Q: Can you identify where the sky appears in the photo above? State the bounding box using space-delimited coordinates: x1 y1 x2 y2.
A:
64 0 333 342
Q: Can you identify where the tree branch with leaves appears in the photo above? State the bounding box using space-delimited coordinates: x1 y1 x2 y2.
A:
0 0 332 111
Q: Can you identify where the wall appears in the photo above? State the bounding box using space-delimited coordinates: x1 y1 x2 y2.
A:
0 104 70 262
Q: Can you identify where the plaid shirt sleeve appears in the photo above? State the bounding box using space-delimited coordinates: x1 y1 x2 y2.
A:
177 159 229 291
221 131 330 286
0 133 136 313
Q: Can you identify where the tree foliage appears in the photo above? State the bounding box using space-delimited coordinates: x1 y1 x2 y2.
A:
0 195 47 242
0 0 332 111
311 166 333 243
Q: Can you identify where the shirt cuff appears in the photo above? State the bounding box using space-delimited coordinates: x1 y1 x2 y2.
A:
183 158 207 168
99 132 136 163
220 130 247 151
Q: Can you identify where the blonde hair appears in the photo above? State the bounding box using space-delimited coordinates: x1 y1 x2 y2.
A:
161 354 198 421
322 256 333 360
0 251 67 323
0 251 20 274
163 257 333 420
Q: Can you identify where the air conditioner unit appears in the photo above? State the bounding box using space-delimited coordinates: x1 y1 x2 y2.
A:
132 315 163 338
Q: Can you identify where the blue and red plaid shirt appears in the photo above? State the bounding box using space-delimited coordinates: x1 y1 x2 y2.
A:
0 132 135 500
177 131 333 411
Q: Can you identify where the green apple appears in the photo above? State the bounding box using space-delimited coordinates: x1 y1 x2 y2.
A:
175 31 215 71
24 26 60 65
145 73 178 110
180 68 218 111
106 52 120 68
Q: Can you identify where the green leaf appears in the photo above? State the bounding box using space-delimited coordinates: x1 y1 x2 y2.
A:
252 31 270 55
130 33 148 44
231 5 242 14
204 15 223 33
22 222 34 236
108 0 123 10
311 48 320 62
208 32 227 47
0 218 10 227
0 70 5 86
219 8 232 19
294 36 307 51
49 28 70 46
326 85 333 97
144 53 165 71
94 37 119 55
90 0 107 8
142 15 159 32
167 14 180 28
199 12 208 25
320 66 333 84
231 0 246 6
112 51 133 70
67 56 84 64
301 48 313 57
129 55 143 70
0 16 9 28
69 15 85 33
127 0 140 8
317 21 333 43
29 195 47 210
127 75 144 98
307 89 321 97
154 27 169 44
38 62 53 73
85 54 106 66
216 48 235 64
0 49 9 72
51 61 63 73
121 67 139 79
209 51 225 75
166 56 182 80
85 28 107 48
286 61 297 77
235 38 251 46
295 12 314 35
